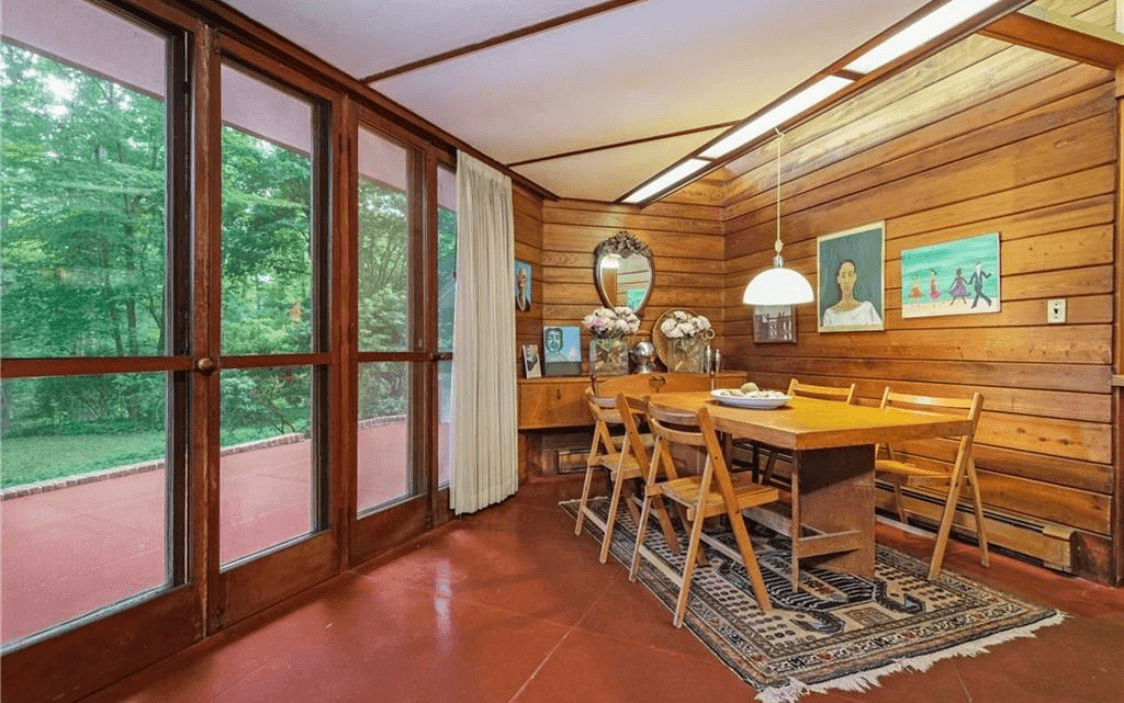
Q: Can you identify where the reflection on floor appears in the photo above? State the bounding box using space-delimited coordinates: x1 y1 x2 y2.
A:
1 423 421 642
73 476 1124 703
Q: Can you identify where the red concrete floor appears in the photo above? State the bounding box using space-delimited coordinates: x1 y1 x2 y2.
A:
1 423 425 643
68 476 1124 703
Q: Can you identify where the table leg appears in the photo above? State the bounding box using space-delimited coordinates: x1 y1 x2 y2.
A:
792 445 875 578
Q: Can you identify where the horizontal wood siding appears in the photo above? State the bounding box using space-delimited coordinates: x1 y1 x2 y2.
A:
720 39 1117 582
541 178 725 371
514 185 545 355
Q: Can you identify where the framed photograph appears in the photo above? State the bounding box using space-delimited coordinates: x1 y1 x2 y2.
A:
753 305 796 343
542 325 582 376
901 232 1000 318
514 260 532 312
817 221 885 333
522 344 542 378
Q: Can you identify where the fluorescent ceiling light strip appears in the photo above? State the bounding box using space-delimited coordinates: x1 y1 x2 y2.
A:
622 158 710 204
700 76 852 159
845 0 1004 74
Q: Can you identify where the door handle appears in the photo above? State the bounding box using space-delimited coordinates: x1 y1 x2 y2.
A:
195 357 217 374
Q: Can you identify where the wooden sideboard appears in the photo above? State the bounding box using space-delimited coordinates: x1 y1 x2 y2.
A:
517 372 748 430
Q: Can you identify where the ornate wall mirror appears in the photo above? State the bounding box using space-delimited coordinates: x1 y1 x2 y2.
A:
593 230 654 315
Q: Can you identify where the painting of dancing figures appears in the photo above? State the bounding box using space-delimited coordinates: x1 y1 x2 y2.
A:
901 232 1000 319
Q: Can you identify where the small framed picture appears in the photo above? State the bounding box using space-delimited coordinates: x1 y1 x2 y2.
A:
514 260 532 312
543 325 582 376
753 305 796 343
522 344 542 378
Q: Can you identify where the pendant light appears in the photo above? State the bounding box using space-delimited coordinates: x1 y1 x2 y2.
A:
742 131 814 306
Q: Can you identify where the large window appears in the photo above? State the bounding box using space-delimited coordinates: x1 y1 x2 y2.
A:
437 164 457 487
218 64 321 566
356 127 414 513
0 0 173 646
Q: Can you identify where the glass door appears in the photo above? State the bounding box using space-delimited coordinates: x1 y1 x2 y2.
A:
203 42 341 629
349 108 453 560
0 0 200 695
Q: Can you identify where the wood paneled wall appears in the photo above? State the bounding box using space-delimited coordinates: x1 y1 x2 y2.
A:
720 34 1118 582
537 177 727 371
515 185 545 354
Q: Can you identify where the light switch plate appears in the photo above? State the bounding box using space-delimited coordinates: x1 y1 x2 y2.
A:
1047 298 1066 324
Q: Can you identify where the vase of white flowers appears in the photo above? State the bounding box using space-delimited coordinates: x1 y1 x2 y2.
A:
658 310 715 372
582 306 640 376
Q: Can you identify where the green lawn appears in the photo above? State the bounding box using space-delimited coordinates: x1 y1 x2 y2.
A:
1 427 293 489
1 432 168 488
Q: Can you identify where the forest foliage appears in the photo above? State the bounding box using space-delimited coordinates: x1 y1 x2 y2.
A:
0 42 456 482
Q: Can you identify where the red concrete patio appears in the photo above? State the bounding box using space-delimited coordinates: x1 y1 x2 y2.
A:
0 421 445 644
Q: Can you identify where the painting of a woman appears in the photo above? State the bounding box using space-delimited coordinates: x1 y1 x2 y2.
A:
948 268 969 305
817 222 885 333
821 259 883 327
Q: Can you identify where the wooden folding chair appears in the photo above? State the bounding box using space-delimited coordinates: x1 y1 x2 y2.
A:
573 389 679 564
877 388 987 579
630 402 780 625
758 378 856 485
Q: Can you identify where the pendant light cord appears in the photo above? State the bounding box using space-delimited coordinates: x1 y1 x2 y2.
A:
774 128 784 258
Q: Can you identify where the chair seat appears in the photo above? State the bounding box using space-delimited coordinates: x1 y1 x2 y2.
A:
658 475 779 520
612 433 655 451
592 452 644 479
876 458 948 480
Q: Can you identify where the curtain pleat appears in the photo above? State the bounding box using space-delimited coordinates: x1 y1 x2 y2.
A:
451 153 518 514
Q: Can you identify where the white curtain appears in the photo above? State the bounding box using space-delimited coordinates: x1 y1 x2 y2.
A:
451 152 519 514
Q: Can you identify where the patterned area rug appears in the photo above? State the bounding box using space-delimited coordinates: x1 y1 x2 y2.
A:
561 497 1063 703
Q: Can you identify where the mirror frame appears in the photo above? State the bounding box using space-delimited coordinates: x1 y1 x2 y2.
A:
593 230 654 315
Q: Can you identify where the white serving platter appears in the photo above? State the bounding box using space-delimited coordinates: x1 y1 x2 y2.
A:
709 389 791 409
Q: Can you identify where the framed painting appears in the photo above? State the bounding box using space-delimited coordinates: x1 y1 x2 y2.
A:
753 305 796 343
514 259 532 312
901 232 1000 318
817 221 885 333
522 344 542 378
543 325 582 376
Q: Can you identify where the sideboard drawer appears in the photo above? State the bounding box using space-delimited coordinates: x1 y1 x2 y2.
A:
519 380 590 429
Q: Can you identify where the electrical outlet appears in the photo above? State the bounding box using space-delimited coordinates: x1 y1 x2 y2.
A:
1047 298 1066 324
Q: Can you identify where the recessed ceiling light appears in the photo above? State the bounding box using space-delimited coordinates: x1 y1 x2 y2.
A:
622 158 710 204
845 0 1004 74
700 76 853 159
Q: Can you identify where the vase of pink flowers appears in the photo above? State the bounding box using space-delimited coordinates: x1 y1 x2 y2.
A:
583 306 640 376
659 310 714 372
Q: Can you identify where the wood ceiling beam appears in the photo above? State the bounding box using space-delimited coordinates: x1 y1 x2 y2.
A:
360 0 648 84
505 121 737 168
980 6 1124 69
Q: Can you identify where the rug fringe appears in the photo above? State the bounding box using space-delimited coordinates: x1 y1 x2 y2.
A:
755 611 1068 703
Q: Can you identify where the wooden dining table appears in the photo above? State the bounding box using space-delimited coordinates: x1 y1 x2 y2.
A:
645 391 973 582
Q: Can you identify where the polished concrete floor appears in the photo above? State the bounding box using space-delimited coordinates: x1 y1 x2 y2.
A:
79 476 1124 703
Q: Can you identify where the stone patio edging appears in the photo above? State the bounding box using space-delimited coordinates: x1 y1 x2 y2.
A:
2 415 406 501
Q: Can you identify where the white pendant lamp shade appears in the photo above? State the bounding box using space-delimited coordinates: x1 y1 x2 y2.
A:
742 131 814 307
743 258 814 306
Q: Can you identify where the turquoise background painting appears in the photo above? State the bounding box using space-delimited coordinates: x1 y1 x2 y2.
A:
900 232 1000 318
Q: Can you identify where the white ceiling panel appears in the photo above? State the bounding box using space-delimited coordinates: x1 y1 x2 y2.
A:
374 0 927 164
223 0 613 77
212 0 1005 201
511 128 726 202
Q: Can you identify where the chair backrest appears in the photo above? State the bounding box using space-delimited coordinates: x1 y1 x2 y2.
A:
879 388 984 473
584 387 623 459
786 377 857 404
614 393 652 473
646 401 740 505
